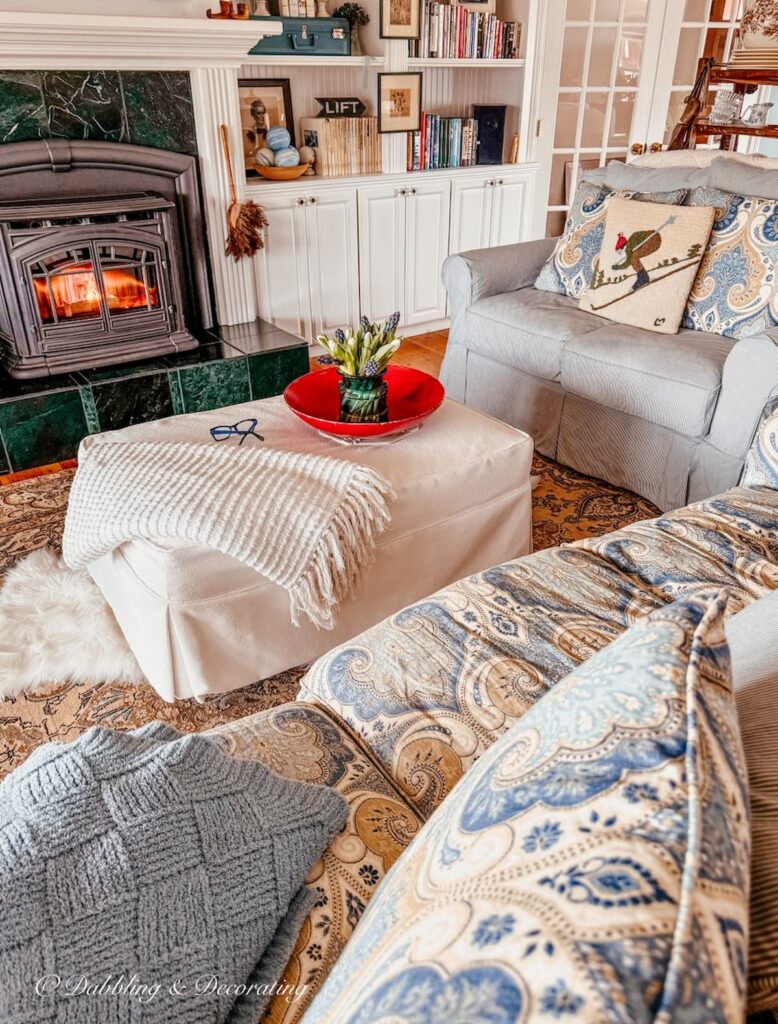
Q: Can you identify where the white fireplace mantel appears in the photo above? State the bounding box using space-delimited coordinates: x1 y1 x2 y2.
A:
0 12 282 70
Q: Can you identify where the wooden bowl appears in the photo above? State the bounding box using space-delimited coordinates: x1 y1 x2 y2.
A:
253 163 312 181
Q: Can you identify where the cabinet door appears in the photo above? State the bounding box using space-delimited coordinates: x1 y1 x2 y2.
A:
305 189 360 337
357 183 406 323
254 194 311 340
403 180 451 326
489 173 529 248
449 177 492 255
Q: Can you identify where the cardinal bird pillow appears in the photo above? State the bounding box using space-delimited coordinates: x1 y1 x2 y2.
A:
579 197 715 334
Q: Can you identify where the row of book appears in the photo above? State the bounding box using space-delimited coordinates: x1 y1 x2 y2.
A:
409 3 521 60
300 116 382 178
406 114 479 171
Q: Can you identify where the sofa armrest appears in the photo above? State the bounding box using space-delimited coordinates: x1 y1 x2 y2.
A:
442 237 557 325
707 330 778 457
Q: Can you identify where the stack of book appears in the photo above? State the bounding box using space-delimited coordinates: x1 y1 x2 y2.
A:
410 3 521 60
406 114 478 171
300 117 382 177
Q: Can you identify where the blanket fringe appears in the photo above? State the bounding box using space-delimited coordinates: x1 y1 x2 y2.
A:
289 466 395 630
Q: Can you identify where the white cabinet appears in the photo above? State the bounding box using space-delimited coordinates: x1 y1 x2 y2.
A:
358 178 450 328
450 170 531 255
255 187 359 341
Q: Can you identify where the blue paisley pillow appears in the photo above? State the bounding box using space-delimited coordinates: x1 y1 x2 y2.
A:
684 186 778 338
535 181 688 299
303 591 750 1024
742 395 778 490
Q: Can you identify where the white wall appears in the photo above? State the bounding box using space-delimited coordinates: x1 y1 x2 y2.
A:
0 0 206 15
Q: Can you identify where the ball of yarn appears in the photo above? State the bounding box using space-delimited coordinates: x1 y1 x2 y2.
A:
275 147 301 167
266 126 291 152
255 147 275 166
299 145 315 166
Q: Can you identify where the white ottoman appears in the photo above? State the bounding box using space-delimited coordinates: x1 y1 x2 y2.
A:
85 396 533 700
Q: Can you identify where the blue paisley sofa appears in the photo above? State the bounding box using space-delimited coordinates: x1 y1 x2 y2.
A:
208 473 778 1024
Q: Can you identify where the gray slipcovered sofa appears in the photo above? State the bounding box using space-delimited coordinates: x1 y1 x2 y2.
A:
440 156 778 511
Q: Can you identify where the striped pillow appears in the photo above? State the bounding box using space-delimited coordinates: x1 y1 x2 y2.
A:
728 590 778 1017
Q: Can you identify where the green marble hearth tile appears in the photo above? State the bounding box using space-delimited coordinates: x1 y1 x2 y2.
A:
248 347 309 400
178 357 251 413
0 434 10 475
41 71 128 143
121 71 197 156
0 390 88 472
92 371 174 432
169 371 186 416
79 387 100 435
0 71 47 144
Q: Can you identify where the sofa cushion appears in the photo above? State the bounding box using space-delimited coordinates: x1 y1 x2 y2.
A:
208 703 423 1024
742 394 778 490
684 186 778 339
303 591 751 1024
465 286 603 381
302 487 778 821
561 320 736 436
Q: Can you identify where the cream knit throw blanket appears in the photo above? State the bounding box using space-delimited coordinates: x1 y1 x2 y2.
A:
62 439 394 630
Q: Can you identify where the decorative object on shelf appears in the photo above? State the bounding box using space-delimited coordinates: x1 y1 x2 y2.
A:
508 131 519 163
219 124 269 259
709 87 744 125
378 72 423 133
207 0 249 17
315 0 328 13
459 0 496 13
298 145 317 173
250 0 271 14
741 100 774 125
736 0 778 62
332 3 369 55
266 125 292 150
275 145 301 165
254 163 311 180
285 364 444 438
247 15 351 55
238 78 294 178
316 97 367 117
302 116 381 174
380 0 420 40
473 103 506 164
255 146 275 165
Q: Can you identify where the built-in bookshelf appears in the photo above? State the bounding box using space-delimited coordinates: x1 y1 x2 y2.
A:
240 0 536 181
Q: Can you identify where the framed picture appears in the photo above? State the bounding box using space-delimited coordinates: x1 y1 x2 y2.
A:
377 72 422 134
380 0 421 39
237 78 294 178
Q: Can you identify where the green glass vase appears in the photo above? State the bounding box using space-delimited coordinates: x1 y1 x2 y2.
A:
338 372 388 423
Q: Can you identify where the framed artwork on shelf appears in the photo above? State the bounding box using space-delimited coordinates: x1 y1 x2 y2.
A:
238 78 294 178
380 0 421 39
377 72 422 133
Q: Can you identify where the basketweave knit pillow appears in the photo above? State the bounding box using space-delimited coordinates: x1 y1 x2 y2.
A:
0 722 347 1024
303 590 751 1024
742 395 778 490
534 180 688 299
684 186 778 338
578 196 715 334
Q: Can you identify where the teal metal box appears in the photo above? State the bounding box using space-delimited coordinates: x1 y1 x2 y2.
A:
248 17 350 57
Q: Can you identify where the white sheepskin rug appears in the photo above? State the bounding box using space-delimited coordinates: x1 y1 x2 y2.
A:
0 547 144 696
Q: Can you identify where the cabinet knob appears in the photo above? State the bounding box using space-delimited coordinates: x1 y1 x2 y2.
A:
649 142 663 153
408 186 416 195
309 196 317 204
397 187 407 196
297 197 306 206
630 142 646 155
497 178 503 186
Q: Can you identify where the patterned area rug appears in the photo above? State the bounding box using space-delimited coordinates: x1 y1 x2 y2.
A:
0 455 658 781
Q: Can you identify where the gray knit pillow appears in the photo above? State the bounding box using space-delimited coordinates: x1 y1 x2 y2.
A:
0 721 347 1024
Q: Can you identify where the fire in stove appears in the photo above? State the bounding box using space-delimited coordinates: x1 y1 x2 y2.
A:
33 263 161 322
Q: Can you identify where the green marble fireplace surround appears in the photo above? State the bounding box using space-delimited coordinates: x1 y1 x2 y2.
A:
0 70 305 471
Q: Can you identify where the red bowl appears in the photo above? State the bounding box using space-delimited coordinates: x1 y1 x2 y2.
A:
284 365 445 438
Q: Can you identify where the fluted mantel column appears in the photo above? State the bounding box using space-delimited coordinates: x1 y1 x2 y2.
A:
191 66 258 327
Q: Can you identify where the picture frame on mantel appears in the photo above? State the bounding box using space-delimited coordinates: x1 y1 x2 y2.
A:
238 78 294 177
377 72 422 133
380 0 421 39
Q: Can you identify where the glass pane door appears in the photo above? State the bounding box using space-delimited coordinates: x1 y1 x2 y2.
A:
544 0 667 236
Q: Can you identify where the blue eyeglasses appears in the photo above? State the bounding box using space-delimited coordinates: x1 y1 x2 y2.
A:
209 418 265 445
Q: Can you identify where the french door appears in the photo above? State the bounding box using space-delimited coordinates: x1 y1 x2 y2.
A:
536 0 746 238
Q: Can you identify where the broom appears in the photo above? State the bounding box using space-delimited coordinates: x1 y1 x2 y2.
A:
219 123 269 260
